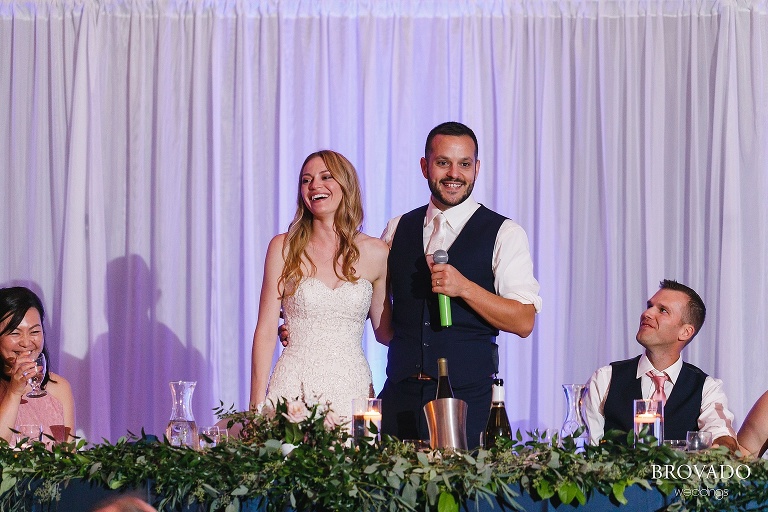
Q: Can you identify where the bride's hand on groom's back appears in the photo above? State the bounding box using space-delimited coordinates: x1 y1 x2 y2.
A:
278 323 289 347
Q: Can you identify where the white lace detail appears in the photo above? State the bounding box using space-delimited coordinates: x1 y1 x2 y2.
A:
266 277 373 419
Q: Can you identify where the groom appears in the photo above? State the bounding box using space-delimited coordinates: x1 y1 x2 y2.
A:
378 121 542 447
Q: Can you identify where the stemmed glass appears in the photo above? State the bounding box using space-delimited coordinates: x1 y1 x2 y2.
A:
26 352 47 398
14 424 42 448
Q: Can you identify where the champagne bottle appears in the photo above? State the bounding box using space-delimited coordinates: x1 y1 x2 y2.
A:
435 358 454 399
483 378 512 449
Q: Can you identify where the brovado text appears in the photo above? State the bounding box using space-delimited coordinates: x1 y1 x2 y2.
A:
651 463 752 480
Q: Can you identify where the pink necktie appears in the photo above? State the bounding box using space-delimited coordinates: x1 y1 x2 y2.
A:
425 213 447 263
646 371 669 404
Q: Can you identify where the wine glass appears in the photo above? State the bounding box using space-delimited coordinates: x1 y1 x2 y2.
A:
14 424 42 448
26 352 47 398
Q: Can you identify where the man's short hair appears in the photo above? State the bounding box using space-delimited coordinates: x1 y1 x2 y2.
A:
659 279 706 337
425 121 478 160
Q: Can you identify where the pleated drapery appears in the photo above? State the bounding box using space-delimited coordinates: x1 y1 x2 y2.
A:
1 0 766 443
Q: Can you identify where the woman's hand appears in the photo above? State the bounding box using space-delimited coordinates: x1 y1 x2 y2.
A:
7 355 37 397
278 324 289 347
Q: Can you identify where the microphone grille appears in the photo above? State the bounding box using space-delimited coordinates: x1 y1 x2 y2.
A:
433 249 449 264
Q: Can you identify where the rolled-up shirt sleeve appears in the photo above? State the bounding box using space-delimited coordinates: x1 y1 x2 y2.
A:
493 220 542 313
380 215 402 248
698 376 737 441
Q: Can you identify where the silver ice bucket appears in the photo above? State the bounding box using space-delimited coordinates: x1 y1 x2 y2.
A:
423 398 468 450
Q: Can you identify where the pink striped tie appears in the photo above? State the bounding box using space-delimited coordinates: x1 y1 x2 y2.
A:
646 371 669 404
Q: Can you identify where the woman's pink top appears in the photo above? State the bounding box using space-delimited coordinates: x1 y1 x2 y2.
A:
0 383 66 444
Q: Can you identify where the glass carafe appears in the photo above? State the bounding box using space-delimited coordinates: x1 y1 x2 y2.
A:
560 384 589 450
166 381 198 448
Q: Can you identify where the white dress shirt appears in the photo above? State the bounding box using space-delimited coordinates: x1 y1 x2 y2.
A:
381 196 542 312
583 352 737 444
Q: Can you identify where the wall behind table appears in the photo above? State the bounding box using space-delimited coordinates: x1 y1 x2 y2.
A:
1 0 766 443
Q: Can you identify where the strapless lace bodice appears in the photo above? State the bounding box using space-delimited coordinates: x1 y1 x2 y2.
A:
266 277 373 418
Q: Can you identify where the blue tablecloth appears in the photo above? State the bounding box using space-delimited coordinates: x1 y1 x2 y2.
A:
34 480 674 511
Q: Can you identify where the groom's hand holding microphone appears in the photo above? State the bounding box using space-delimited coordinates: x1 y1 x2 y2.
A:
432 249 453 327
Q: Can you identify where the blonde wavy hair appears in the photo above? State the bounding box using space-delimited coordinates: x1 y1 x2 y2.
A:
279 150 364 297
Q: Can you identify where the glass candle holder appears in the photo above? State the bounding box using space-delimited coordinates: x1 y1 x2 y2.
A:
352 398 382 443
633 399 663 446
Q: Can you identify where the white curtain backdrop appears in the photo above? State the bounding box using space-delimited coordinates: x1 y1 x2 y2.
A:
1 0 766 443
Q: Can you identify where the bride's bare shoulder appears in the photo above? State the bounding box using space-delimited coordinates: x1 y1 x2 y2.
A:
354 233 389 282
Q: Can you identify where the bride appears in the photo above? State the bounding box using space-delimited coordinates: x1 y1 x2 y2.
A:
249 150 392 419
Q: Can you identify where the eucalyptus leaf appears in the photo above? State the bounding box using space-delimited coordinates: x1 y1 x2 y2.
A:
611 481 628 504
202 483 219 497
557 481 577 504
574 486 587 505
534 479 554 499
401 481 417 506
264 439 282 451
107 478 125 490
0 475 15 495
88 462 102 476
427 480 439 504
437 491 458 512
231 485 249 496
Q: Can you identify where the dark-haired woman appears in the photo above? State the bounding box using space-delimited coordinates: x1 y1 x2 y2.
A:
0 287 75 445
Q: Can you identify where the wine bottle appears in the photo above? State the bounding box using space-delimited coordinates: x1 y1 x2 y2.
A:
435 358 454 399
483 378 512 449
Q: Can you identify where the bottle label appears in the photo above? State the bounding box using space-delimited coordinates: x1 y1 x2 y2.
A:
492 384 505 403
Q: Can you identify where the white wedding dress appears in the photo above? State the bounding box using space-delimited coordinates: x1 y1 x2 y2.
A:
266 277 373 419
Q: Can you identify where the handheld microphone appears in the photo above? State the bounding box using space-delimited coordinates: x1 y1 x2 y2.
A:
432 249 452 327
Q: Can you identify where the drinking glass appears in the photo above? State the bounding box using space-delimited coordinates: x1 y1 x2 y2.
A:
14 424 42 448
686 431 713 451
26 352 47 398
663 439 688 451
199 426 221 449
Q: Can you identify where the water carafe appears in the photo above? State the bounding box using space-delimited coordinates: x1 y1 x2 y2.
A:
560 384 589 450
166 381 198 448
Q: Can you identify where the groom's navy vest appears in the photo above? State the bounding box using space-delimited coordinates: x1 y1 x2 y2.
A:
386 205 505 387
603 355 707 440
